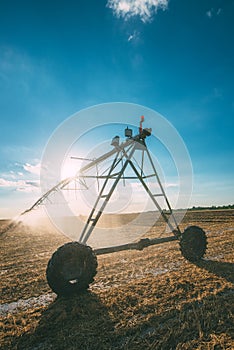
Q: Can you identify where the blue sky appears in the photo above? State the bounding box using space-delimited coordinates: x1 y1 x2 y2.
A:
0 0 233 218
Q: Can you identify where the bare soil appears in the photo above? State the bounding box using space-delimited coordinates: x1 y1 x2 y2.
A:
0 210 234 349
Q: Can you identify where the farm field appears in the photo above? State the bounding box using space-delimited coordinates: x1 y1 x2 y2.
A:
0 209 234 349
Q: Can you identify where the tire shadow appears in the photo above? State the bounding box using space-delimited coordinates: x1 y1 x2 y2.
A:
8 278 234 350
14 291 115 350
194 259 234 283
9 260 234 350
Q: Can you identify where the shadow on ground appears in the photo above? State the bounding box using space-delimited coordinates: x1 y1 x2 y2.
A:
8 260 234 350
195 259 234 283
13 292 115 350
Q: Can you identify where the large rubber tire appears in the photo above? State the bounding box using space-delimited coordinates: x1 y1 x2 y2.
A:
180 226 207 262
46 242 98 297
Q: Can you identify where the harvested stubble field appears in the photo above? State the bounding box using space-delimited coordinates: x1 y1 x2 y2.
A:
0 210 234 349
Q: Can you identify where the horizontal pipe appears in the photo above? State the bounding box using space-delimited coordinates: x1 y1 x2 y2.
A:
79 139 134 173
93 235 178 256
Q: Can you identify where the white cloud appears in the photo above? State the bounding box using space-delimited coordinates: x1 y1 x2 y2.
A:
128 34 134 41
127 30 140 42
107 0 169 22
23 162 41 175
0 178 39 192
0 178 18 187
206 8 222 19
0 160 42 194
206 10 212 18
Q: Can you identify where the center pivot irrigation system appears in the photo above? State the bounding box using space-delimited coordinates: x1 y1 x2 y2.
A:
6 117 208 296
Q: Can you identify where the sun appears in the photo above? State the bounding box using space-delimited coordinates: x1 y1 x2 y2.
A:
61 158 80 179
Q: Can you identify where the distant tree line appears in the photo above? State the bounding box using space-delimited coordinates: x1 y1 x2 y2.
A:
188 204 234 211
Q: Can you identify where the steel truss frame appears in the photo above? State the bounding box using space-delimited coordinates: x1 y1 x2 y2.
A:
14 131 182 250
78 136 181 245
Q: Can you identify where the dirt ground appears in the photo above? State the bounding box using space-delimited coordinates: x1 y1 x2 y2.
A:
0 209 234 349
